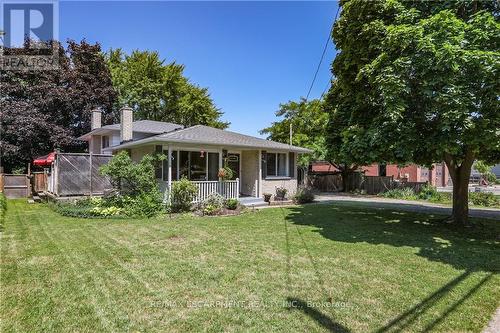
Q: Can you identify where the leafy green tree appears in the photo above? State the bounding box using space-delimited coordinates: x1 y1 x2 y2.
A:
260 98 327 166
100 151 164 195
474 161 497 184
325 0 500 226
106 49 228 129
1 40 116 172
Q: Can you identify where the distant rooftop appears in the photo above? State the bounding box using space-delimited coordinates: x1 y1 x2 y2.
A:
101 120 183 134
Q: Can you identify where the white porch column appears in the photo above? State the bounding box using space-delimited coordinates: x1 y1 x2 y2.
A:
218 148 223 169
258 149 262 198
167 145 172 193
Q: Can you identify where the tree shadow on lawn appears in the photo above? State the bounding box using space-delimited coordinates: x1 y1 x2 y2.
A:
286 297 350 333
284 203 499 272
283 203 499 331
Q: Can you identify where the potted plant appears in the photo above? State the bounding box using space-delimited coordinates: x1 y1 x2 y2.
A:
275 187 287 201
263 193 272 203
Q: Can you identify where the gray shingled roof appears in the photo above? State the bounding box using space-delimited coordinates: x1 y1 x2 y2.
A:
78 120 183 140
102 120 183 134
113 125 312 153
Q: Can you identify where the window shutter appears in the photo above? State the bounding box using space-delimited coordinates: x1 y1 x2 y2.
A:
289 152 295 178
261 151 267 178
154 145 162 179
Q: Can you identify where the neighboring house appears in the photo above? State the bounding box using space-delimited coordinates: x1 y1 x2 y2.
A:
78 107 311 200
310 161 451 187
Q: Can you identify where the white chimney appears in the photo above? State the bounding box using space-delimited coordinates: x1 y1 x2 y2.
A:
91 108 102 130
120 106 133 142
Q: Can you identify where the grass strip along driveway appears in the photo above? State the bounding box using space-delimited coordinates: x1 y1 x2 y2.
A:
1 200 499 332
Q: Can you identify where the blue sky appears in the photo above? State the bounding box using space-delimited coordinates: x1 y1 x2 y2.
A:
60 1 339 137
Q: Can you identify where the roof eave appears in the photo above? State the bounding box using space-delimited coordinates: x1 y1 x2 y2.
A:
107 136 312 153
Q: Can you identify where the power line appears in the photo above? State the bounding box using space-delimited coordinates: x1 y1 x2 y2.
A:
320 73 333 99
305 5 340 101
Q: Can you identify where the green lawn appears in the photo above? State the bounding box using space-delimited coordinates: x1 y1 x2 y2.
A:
1 200 499 332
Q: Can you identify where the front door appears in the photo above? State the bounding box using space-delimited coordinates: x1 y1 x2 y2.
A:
226 153 240 180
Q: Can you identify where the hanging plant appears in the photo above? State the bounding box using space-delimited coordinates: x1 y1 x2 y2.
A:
218 166 234 181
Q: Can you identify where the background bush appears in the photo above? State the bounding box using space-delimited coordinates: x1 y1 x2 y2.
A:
381 188 418 200
293 187 315 204
469 192 499 207
170 177 197 213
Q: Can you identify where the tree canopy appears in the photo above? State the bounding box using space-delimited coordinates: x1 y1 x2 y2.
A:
106 49 228 129
260 98 327 166
325 0 500 225
1 40 116 172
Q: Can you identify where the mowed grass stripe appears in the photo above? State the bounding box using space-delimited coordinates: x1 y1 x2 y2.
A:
34 205 123 332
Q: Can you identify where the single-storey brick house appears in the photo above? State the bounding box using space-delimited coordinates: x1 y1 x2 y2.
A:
78 107 311 201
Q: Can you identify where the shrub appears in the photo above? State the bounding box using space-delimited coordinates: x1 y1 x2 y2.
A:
263 193 272 202
90 206 124 217
170 177 197 213
12 167 25 175
418 184 439 200
469 192 499 207
293 187 315 204
99 151 165 217
201 193 225 215
100 151 164 195
52 197 123 218
225 198 239 210
123 191 164 217
381 188 417 200
275 187 288 200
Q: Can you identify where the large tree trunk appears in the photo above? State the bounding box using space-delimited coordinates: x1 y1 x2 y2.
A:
444 151 475 226
341 169 349 192
450 169 470 226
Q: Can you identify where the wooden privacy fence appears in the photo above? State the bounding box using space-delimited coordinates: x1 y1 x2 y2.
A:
0 174 30 198
306 174 343 192
307 173 427 195
32 172 47 193
361 176 394 194
49 153 113 196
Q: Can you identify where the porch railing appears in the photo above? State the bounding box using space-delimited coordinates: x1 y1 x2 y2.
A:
169 179 239 203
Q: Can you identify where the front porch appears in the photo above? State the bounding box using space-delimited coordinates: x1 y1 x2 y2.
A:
129 144 299 203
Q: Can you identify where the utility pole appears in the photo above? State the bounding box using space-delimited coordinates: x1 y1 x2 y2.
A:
289 122 293 146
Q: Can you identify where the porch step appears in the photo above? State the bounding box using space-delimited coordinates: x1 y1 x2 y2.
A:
239 197 268 207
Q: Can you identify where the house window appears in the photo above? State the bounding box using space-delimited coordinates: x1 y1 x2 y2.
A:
175 151 219 181
190 151 206 181
101 136 109 149
266 153 288 177
208 153 219 181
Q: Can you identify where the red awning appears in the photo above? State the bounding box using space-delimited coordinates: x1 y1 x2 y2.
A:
33 152 56 167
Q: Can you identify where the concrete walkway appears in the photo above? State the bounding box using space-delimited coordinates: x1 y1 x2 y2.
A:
311 193 500 220
483 307 500 333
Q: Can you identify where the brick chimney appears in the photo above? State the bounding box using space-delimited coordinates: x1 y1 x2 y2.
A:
91 108 102 130
120 106 133 142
